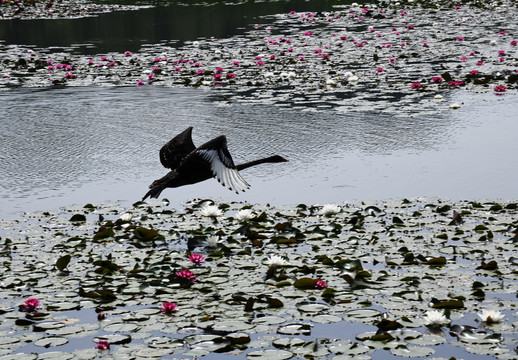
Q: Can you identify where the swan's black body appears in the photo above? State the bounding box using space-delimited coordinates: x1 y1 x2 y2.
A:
143 127 288 200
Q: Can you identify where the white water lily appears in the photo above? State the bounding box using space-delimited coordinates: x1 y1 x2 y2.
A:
320 204 341 216
235 209 254 221
449 103 461 109
265 254 288 266
423 310 450 327
119 213 132 222
206 235 220 247
478 309 505 323
200 205 223 217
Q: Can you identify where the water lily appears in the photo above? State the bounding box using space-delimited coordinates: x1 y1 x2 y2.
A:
176 269 198 282
494 85 507 94
95 340 110 350
478 309 505 323
235 209 254 221
160 302 178 314
119 213 132 222
188 253 205 265
206 235 220 247
124 51 131 57
265 254 287 266
432 76 444 83
320 204 341 216
315 280 327 289
411 82 422 89
22 297 39 312
423 310 450 327
200 205 223 217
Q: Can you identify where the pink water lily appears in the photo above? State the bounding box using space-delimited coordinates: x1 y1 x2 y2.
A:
411 82 422 89
160 302 178 314
176 269 197 282
22 297 39 312
95 340 110 350
188 253 205 264
432 76 444 83
494 85 507 94
315 280 327 289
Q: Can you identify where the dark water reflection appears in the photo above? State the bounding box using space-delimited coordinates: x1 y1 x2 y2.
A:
1 86 517 219
0 0 351 55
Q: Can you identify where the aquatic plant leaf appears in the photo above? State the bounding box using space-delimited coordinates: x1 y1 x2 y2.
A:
55 255 71 271
293 278 317 289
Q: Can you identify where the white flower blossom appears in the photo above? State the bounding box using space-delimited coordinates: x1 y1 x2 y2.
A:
478 310 505 323
423 310 450 327
119 213 133 222
200 205 223 217
206 235 220 248
265 254 288 266
235 209 254 221
320 204 341 216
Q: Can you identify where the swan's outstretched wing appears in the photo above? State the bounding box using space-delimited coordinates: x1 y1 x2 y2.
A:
159 126 196 169
194 135 250 193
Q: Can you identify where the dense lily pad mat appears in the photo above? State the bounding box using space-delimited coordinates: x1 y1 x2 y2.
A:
1 0 517 114
0 197 517 359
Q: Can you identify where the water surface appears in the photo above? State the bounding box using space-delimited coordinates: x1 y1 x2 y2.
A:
1 86 516 219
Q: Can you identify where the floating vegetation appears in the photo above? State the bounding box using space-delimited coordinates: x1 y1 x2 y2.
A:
1 0 517 114
0 197 517 358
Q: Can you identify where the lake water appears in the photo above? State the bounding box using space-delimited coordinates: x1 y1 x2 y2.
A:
1 86 517 220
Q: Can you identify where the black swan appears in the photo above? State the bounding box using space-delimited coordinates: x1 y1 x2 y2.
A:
142 127 288 200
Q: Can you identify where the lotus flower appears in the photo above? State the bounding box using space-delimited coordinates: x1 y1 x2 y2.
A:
176 269 198 282
160 302 178 314
206 236 220 247
478 310 505 323
188 253 205 265
200 205 222 217
22 297 39 312
95 340 110 350
423 310 449 327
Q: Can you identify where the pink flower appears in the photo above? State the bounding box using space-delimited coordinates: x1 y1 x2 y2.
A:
422 41 428 47
270 55 276 60
215 67 223 73
95 340 110 350
476 61 484 66
47 65 54 70
389 57 396 63
233 61 240 67
494 85 507 94
498 50 506 56
22 298 39 312
256 61 265 66
449 80 463 87
196 69 204 75
460 56 467 62
400 10 407 16
407 25 414 30
432 76 444 83
148 73 154 80
100 56 107 61
469 70 479 75
213 73 222 80
65 72 76 80
124 51 132 57
298 56 305 61
321 54 329 59
376 68 385 72
176 269 197 282
174 67 181 71
188 253 206 264
160 302 178 314
457 37 464 41
315 280 327 289
193 62 201 67
88 59 94 65
511 40 517 46
411 82 422 89
499 57 505 62
303 31 313 36
107 62 116 67
313 49 322 54
137 80 144 86
226 73 236 79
